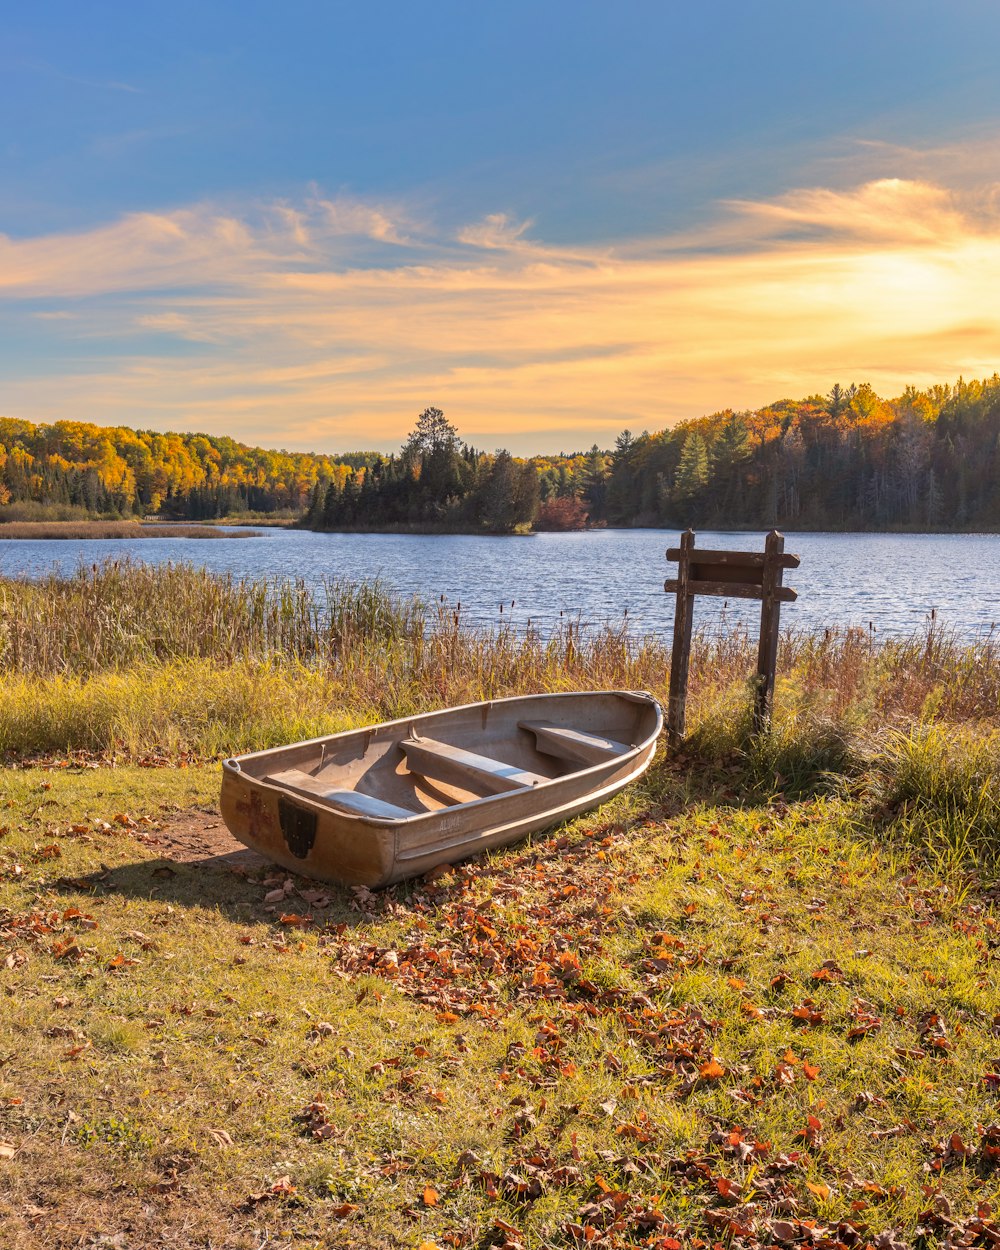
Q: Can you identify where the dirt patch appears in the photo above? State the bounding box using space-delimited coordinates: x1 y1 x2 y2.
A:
145 807 271 870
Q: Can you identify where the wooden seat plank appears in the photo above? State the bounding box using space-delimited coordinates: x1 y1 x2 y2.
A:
266 769 415 820
401 737 547 795
518 720 631 766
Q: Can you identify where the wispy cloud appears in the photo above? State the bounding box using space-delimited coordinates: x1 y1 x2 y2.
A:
4 169 1000 452
15 58 141 94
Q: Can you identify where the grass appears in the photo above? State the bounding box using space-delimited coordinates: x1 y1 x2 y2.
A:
3 760 1000 1249
2 564 1000 1246
0 522 259 539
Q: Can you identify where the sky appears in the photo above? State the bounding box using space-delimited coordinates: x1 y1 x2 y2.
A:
2 1 1000 456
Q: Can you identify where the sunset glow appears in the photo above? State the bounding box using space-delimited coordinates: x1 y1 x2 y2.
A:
3 4 1000 453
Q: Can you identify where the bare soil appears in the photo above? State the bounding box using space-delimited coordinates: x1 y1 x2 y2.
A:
145 807 270 870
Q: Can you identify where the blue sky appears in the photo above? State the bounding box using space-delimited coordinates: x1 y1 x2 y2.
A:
3 1 1000 452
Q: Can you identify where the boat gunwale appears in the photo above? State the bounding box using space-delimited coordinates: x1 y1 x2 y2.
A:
221 690 662 829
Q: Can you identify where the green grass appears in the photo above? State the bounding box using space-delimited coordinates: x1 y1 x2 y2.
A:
3 565 1000 1246
3 761 1000 1249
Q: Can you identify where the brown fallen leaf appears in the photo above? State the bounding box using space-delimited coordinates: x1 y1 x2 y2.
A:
0 1140 16 1160
207 1128 234 1148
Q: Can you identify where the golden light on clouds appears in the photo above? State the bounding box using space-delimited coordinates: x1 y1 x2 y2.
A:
2 176 999 452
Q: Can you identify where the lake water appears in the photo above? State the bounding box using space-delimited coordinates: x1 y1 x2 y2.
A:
2 528 998 640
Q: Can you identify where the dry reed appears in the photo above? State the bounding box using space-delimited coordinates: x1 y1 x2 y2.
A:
0 521 257 540
1 561 998 773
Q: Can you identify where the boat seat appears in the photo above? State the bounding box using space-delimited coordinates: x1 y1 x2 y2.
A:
400 736 548 795
266 769 415 820
518 721 631 765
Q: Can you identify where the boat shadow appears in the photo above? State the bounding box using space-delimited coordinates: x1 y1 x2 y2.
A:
53 845 373 928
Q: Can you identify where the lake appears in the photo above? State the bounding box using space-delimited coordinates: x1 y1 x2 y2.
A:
2 527 998 640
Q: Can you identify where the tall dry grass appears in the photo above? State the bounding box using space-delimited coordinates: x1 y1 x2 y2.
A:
1 560 999 857
0 521 256 540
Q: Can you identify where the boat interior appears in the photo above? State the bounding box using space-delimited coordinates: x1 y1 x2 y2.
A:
232 694 656 822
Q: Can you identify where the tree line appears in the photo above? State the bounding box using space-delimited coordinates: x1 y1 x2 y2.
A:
590 376 1000 530
0 419 345 519
303 408 540 533
4 374 1000 530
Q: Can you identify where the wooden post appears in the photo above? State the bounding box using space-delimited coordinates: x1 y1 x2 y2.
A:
665 529 798 747
666 529 695 747
753 529 785 733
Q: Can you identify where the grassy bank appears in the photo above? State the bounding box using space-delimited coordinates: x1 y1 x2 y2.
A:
0 522 261 540
3 758 1000 1247
2 562 999 856
2 565 1000 1247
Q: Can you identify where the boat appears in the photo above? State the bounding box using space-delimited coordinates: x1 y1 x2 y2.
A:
219 690 662 887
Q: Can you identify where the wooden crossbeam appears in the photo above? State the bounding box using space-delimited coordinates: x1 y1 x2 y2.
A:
519 721 630 765
401 737 547 795
267 769 415 819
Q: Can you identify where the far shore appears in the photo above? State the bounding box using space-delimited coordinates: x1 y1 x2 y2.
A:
0 521 262 540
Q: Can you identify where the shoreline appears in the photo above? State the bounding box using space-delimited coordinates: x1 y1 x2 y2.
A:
0 521 261 540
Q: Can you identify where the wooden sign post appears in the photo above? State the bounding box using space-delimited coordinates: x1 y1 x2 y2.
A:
664 529 799 745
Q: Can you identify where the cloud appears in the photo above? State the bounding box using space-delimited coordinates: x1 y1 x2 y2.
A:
726 178 974 244
456 213 534 250
3 172 1000 453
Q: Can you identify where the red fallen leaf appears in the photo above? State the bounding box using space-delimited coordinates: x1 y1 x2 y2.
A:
802 1062 820 1081
436 1011 460 1024
50 940 82 961
270 1176 296 1196
727 977 746 990
983 1073 1000 1089
716 1176 742 1199
331 1202 358 1217
793 1114 823 1145
950 1132 970 1157
422 1185 439 1206
807 1180 831 1201
278 913 312 927
699 1058 725 1081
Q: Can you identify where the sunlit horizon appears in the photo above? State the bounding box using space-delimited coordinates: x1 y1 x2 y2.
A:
3 4 1000 455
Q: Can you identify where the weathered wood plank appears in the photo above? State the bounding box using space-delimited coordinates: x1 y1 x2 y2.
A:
666 547 800 569
401 737 547 795
266 770 415 819
664 578 796 602
519 720 631 765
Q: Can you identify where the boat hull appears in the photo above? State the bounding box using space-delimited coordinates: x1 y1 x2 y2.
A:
219 691 662 887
